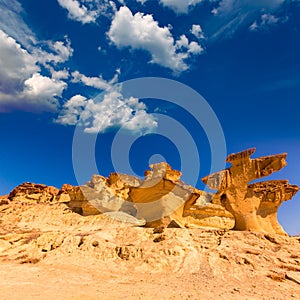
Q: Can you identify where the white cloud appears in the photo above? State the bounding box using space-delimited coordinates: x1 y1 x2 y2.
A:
50 68 70 80
0 0 74 67
56 0 115 24
159 0 203 13
57 89 158 135
0 0 76 112
0 0 36 48
56 0 98 24
0 30 67 112
137 0 203 13
208 0 285 40
261 13 280 25
71 71 112 90
175 34 203 54
33 38 74 66
0 30 38 86
212 0 284 15
108 6 202 73
22 73 66 108
175 34 189 49
249 21 259 31
190 24 205 39
188 41 203 54
56 94 87 125
249 13 280 31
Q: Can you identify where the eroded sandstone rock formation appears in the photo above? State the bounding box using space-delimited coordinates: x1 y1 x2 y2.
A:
4 148 299 235
58 162 233 229
128 162 234 228
8 182 59 203
202 148 299 235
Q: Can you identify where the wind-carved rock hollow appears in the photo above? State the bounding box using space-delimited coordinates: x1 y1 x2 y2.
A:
3 148 299 235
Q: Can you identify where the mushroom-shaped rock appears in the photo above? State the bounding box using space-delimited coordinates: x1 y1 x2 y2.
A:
202 148 299 235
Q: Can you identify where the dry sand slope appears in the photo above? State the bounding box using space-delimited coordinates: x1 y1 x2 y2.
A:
0 201 299 300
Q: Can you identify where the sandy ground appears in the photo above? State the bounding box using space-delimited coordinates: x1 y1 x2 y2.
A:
0 202 300 300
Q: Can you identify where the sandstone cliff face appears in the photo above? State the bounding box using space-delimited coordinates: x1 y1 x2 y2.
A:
4 148 299 235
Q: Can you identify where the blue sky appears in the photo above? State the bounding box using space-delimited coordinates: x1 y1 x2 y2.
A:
0 0 299 234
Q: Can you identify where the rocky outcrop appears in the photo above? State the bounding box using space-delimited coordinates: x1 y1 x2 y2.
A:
1 197 300 299
57 184 100 215
60 174 140 217
253 180 299 235
183 203 235 229
202 148 299 235
56 162 232 229
4 148 299 234
128 162 234 228
8 182 59 203
0 195 9 205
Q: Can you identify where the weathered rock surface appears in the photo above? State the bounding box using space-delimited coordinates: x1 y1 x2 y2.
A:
0 148 300 299
4 148 299 234
60 176 140 217
253 180 299 235
8 182 59 203
183 203 235 229
0 200 300 299
0 195 9 205
202 148 299 235
54 162 234 229
129 162 234 229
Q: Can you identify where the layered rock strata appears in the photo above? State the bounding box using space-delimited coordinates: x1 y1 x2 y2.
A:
4 148 299 234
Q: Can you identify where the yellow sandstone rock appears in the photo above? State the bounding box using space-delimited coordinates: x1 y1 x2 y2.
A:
5 148 299 234
202 148 299 235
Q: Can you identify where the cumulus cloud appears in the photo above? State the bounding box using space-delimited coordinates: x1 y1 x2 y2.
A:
187 41 203 54
57 89 158 135
0 0 76 112
108 6 202 73
0 30 38 87
190 24 205 39
56 0 98 23
23 73 66 107
175 34 203 54
56 94 87 125
0 30 67 112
